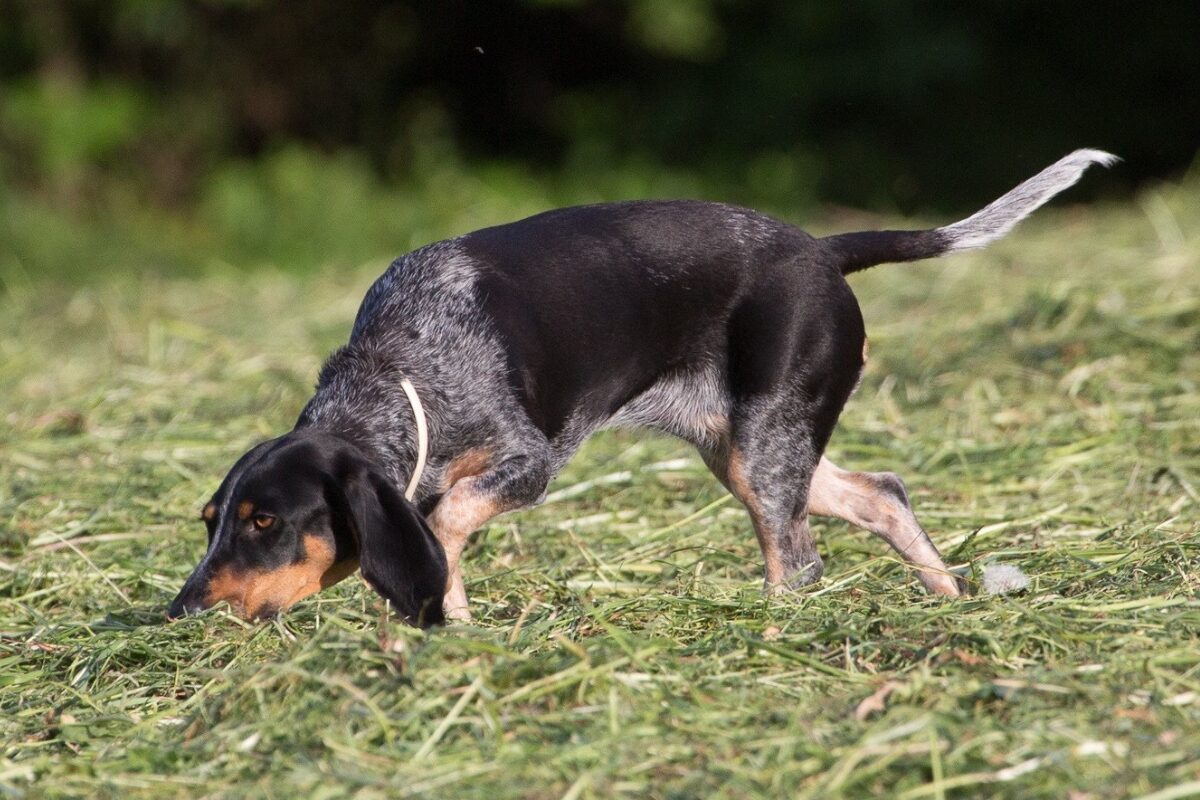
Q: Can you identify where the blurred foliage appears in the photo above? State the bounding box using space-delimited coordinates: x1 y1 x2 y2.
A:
0 0 1197 279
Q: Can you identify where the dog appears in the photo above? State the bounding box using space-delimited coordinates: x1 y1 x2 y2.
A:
168 149 1116 626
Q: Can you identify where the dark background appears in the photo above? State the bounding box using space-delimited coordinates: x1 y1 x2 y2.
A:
1 0 1197 276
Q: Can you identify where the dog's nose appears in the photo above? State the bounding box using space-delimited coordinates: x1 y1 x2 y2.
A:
167 595 215 620
167 575 209 620
166 595 189 620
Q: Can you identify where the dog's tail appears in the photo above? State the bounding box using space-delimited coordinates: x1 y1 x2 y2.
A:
822 149 1119 276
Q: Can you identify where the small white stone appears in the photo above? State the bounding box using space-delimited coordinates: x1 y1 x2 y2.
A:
982 563 1030 595
237 732 262 752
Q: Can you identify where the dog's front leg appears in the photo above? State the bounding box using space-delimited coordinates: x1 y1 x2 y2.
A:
427 486 494 621
426 453 551 621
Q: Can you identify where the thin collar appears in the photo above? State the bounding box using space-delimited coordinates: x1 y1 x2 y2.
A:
399 378 428 500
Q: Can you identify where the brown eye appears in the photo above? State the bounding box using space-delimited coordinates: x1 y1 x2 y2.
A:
252 513 276 531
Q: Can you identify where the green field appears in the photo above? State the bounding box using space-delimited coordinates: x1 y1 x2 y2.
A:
2 176 1198 799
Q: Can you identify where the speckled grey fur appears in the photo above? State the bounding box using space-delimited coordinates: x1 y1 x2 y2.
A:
298 239 551 511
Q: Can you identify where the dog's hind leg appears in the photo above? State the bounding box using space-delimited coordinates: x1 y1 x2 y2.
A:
718 441 824 590
712 263 869 591
808 457 961 596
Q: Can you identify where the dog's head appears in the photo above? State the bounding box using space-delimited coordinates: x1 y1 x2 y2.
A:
167 431 446 626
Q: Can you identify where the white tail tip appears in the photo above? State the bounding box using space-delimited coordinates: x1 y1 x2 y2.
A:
940 148 1119 251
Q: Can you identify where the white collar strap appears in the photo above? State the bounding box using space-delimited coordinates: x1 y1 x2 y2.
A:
399 378 428 501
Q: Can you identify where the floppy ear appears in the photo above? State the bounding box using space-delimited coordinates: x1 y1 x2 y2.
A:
339 463 448 627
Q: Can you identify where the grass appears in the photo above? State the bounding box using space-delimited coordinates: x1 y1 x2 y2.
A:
1 174 1198 799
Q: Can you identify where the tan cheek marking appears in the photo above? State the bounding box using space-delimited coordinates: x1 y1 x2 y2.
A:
205 566 250 615
440 447 494 492
202 503 217 522
204 535 350 619
302 534 360 590
237 500 254 521
268 535 337 611
243 562 316 618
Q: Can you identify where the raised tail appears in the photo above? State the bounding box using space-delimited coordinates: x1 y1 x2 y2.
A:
823 149 1119 275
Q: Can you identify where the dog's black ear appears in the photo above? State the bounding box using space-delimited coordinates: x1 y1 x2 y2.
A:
338 462 447 627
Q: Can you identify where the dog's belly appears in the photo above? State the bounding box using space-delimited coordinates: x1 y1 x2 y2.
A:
538 362 731 471
607 364 731 450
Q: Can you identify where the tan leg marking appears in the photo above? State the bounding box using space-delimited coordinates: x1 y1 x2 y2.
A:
426 479 504 622
809 457 959 596
440 447 494 491
205 534 358 619
727 448 787 586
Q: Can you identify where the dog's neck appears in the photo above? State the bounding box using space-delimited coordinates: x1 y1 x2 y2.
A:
295 345 433 496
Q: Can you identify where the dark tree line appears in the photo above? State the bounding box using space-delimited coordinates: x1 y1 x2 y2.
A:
2 0 1197 211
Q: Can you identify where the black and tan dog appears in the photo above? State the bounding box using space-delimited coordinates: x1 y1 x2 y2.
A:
168 149 1115 626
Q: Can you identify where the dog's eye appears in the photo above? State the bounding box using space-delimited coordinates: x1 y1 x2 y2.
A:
252 513 276 531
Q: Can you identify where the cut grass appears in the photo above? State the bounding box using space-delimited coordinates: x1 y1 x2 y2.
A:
1 178 1198 799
